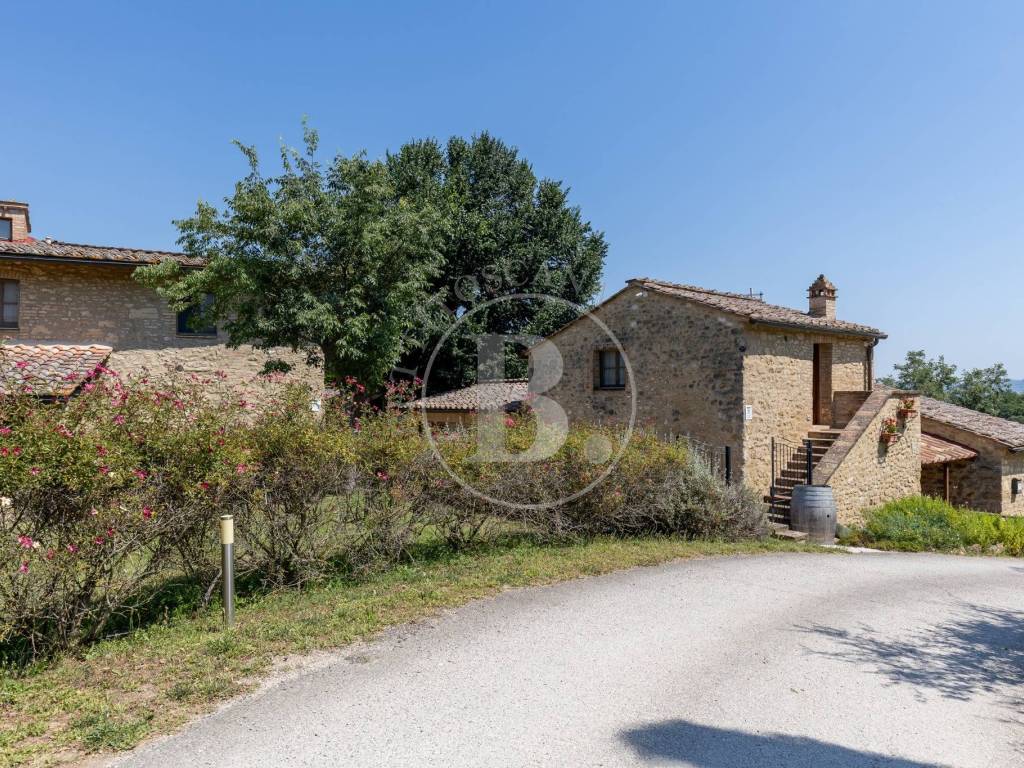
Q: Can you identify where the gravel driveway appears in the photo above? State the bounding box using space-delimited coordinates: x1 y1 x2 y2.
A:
111 552 1024 767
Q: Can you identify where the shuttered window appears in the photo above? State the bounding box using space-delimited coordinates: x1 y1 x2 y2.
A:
597 349 626 389
1 279 19 328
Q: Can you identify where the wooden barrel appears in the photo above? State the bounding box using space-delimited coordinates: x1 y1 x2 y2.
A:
790 485 837 544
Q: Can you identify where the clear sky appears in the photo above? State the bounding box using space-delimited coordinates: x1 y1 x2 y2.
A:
5 1 1023 378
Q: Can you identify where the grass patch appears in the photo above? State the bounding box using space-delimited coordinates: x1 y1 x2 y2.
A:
840 495 1024 554
0 535 818 766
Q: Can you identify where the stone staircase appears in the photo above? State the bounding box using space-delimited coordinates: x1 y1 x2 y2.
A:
766 427 841 525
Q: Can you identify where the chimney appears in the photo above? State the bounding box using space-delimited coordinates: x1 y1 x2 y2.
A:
808 274 837 319
0 201 31 242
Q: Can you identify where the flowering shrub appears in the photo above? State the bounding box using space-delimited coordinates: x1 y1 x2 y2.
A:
1 369 766 660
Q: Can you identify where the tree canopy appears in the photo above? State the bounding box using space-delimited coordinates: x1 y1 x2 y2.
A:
880 350 1024 423
136 126 445 391
386 133 606 392
139 129 606 395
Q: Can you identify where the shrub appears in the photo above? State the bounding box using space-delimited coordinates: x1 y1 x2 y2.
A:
851 495 1024 555
2 373 768 659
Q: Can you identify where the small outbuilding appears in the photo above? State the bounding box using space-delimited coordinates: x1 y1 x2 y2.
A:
920 397 1024 515
408 379 528 427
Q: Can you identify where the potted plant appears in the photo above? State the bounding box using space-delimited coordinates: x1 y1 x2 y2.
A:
880 416 900 445
897 397 917 418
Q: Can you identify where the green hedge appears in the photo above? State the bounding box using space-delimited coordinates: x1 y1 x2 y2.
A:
1 371 767 660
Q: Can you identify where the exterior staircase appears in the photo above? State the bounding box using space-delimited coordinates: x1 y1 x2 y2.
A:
766 427 841 525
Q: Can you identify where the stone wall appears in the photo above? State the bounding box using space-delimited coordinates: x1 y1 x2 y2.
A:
741 329 871 494
920 415 1021 515
536 288 747 476
1003 454 1024 516
814 389 922 524
832 390 870 429
0 259 321 392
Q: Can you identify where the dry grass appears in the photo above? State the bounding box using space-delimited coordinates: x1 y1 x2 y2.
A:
0 535 825 767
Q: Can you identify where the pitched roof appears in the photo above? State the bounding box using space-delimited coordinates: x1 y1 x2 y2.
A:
409 380 529 412
631 278 886 338
0 344 112 397
920 432 978 465
921 397 1024 452
0 238 202 268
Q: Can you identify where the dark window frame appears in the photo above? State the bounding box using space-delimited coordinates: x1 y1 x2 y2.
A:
175 294 217 337
0 278 20 329
0 218 12 241
596 349 626 390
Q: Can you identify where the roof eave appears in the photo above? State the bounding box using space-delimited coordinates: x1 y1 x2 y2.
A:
748 318 887 340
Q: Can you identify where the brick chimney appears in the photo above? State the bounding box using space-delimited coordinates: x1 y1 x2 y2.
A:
0 201 31 241
808 274 837 319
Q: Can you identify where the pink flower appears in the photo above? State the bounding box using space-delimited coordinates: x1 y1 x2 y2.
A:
29 466 41 476
18 561 29 574
11 446 21 457
83 382 96 393
375 470 390 482
1 448 7 458
504 417 516 428
45 549 56 561
0 426 10 436
14 361 28 369
93 535 105 545
113 414 126 426
106 527 115 537
98 465 110 476
142 506 153 520
66 543 79 554
17 535 33 549
199 481 211 492
133 468 148 481
96 445 108 457
235 463 248 474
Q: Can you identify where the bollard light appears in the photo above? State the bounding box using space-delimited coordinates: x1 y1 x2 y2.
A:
220 514 235 628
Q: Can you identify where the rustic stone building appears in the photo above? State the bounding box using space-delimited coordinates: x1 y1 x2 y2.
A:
0 200 320 394
920 397 1024 515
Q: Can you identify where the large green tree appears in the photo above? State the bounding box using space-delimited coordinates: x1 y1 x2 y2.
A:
386 133 607 392
136 126 445 391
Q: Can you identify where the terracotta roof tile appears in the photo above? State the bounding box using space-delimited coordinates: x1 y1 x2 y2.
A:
409 380 529 412
0 344 112 397
920 432 978 465
0 238 202 267
921 397 1024 452
630 278 886 338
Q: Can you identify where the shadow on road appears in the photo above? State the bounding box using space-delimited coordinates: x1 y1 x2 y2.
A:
620 720 944 767
796 603 1024 702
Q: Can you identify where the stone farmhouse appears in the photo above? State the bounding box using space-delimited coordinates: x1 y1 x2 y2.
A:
416 274 1024 524
0 200 319 395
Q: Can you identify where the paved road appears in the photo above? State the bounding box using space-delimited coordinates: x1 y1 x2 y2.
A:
113 553 1024 767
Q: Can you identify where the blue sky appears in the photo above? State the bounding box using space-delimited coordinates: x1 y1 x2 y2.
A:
5 1 1023 377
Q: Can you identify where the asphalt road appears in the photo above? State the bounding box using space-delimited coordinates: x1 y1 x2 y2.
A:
112 552 1024 768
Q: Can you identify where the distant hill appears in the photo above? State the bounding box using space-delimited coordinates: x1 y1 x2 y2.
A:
1014 379 1024 394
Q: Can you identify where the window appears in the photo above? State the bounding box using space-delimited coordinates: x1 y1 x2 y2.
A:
176 294 217 336
1 279 19 329
0 219 11 241
597 349 626 389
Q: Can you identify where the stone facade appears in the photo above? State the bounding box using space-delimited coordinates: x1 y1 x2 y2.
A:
536 288 746 467
920 415 1024 515
0 259 321 391
814 389 922 524
740 329 872 494
535 285 876 492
